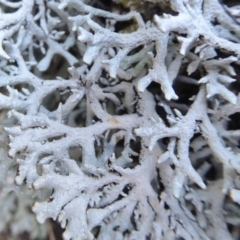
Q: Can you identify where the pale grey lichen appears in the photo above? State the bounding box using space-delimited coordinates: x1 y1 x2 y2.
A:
0 0 240 239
